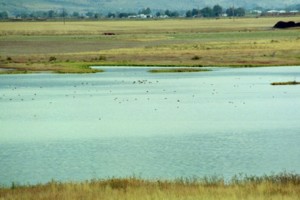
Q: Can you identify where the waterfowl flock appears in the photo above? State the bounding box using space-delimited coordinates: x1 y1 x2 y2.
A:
0 67 295 126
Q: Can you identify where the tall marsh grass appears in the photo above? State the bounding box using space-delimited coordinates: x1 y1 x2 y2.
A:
0 172 299 200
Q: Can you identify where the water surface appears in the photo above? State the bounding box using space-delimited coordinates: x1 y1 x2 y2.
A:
0 67 300 185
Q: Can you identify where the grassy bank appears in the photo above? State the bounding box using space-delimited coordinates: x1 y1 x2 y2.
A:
148 68 211 73
0 62 103 74
1 17 300 74
271 81 300 85
1 173 299 200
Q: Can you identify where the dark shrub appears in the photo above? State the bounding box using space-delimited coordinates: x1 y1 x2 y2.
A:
49 56 57 62
192 55 201 60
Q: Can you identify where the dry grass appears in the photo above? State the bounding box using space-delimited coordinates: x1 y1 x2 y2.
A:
0 62 103 74
0 173 299 200
1 17 300 73
0 17 299 35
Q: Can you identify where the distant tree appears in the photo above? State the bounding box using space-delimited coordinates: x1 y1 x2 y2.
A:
235 7 245 16
28 12 36 18
86 12 94 18
156 11 162 17
107 12 116 18
213 5 223 17
17 12 28 19
146 7 151 15
191 8 200 17
155 10 179 18
201 7 213 17
164 9 171 16
59 9 68 18
186 10 193 17
48 10 57 18
30 11 48 18
226 7 235 17
118 12 129 18
186 8 203 18
86 12 102 19
139 7 151 15
94 13 102 19
0 11 8 19
170 11 179 17
72 12 80 18
226 7 245 17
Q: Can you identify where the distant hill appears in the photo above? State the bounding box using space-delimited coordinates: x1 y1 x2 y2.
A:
1 0 299 14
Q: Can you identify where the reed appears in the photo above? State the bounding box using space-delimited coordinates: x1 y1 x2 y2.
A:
1 172 299 200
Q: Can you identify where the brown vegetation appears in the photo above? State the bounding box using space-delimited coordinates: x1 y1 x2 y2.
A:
271 81 300 85
1 173 299 200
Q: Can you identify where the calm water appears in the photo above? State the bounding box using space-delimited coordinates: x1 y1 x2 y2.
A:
1 67 300 186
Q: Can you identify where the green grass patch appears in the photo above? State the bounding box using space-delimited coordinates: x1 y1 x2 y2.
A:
54 62 104 73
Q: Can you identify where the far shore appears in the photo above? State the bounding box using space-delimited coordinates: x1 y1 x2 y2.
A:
1 16 300 74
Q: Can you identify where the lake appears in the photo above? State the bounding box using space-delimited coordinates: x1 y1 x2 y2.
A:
0 66 300 186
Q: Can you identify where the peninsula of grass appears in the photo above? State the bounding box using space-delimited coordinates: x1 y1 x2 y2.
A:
271 81 300 85
0 62 103 74
149 68 211 73
1 172 299 200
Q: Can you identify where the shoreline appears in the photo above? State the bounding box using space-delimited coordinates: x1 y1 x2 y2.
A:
1 63 300 75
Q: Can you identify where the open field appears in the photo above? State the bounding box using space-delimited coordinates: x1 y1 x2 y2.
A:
1 173 299 200
0 17 300 73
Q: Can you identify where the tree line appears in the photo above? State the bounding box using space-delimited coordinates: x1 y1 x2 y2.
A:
107 5 245 18
186 5 245 17
0 5 246 20
0 10 103 20
108 8 181 18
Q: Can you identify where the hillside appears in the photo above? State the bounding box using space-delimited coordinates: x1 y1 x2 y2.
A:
1 0 299 14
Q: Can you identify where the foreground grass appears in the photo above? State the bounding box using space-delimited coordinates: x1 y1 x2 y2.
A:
0 173 299 200
271 81 300 85
1 17 300 73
